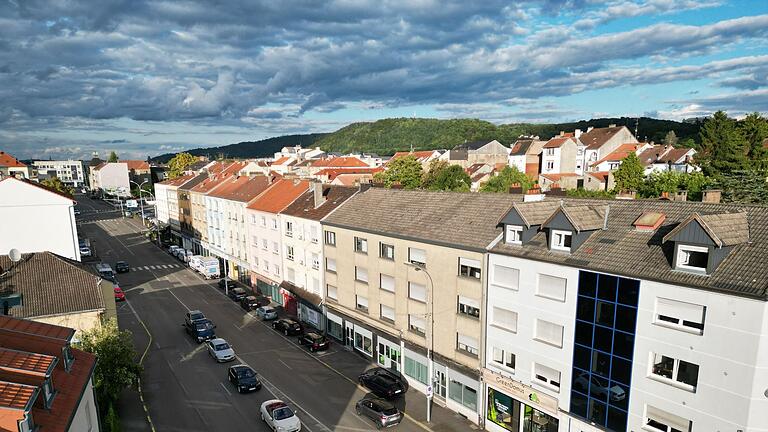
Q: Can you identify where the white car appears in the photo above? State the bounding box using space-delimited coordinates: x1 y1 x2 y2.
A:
206 338 235 363
260 399 301 432
79 246 92 257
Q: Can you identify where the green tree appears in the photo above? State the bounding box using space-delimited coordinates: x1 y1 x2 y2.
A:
480 166 532 193
663 130 678 146
107 151 119 162
40 177 75 196
426 164 471 192
639 171 713 200
612 153 644 192
75 318 142 409
421 159 450 189
698 111 748 176
373 155 424 189
713 170 768 203
167 152 198 179
739 112 768 169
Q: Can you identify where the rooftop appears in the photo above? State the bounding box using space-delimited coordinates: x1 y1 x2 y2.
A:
281 185 358 221
311 156 369 168
579 126 627 150
0 176 74 202
0 348 56 376
246 179 309 213
0 152 26 168
590 143 639 166
207 175 273 202
123 160 150 171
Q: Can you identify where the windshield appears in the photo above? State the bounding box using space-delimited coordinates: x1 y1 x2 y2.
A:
272 407 294 421
196 322 213 331
382 407 398 416
190 313 204 320
214 343 230 350
237 369 256 379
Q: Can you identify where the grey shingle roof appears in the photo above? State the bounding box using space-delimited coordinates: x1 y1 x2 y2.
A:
547 204 607 232
0 252 106 318
504 201 560 227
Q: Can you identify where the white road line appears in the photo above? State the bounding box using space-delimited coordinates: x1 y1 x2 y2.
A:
219 382 232 396
278 359 292 370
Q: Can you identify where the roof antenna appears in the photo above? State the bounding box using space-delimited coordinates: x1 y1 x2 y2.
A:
634 117 639 138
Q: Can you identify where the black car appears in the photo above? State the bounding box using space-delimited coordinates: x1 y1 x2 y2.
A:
228 364 262 393
115 261 130 273
228 287 247 301
218 278 239 290
358 368 408 400
272 318 302 336
185 318 216 343
298 332 330 352
185 310 206 326
240 295 260 311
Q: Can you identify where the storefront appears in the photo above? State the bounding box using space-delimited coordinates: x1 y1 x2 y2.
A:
483 368 559 432
280 281 324 330
326 311 343 341
253 275 282 306
376 336 401 371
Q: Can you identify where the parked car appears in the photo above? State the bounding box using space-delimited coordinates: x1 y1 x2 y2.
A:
73 208 81 216
228 364 262 393
573 372 626 401
185 318 216 343
218 278 238 290
272 319 302 336
240 295 260 311
167 245 181 255
355 397 403 429
79 245 92 257
358 368 408 399
298 332 330 352
256 306 278 321
115 261 130 273
95 263 115 280
228 287 247 302
114 286 126 302
260 400 301 432
185 310 206 326
207 338 236 363
124 210 133 217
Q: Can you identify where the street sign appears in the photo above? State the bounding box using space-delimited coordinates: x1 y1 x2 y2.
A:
426 385 433 398
126 199 138 208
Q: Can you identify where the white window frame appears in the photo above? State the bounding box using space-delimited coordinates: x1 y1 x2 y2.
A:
551 229 572 251
643 405 692 432
408 247 426 266
326 257 337 273
648 352 699 392
260 215 266 227
380 304 395 322
534 319 564 348
545 148 555 156
324 230 336 246
533 362 561 392
676 244 709 273
354 237 368 254
546 161 554 170
285 221 293 237
379 242 395 260
491 347 516 372
271 218 278 230
356 295 369 312
261 238 268 250
457 333 479 356
408 281 427 303
458 257 481 279
457 295 480 318
505 225 523 244
286 246 294 261
326 284 338 300
272 241 279 254
654 297 705 335
355 266 369 283
409 314 426 335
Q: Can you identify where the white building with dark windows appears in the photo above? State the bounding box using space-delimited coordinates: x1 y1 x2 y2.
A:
32 160 86 188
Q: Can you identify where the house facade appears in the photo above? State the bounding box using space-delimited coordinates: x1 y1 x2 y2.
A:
0 151 34 180
541 135 579 175
89 162 130 195
508 138 546 178
579 126 639 173
32 160 87 188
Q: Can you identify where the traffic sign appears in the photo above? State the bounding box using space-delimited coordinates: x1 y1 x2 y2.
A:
426 385 433 397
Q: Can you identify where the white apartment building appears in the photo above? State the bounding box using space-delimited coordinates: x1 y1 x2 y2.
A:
89 162 129 195
32 160 86 188
541 136 578 175
578 126 638 174
0 177 80 260
154 174 194 243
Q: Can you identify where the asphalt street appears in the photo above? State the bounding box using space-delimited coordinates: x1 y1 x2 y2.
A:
75 196 474 432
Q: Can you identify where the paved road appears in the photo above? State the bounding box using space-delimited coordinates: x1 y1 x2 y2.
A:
75 195 472 432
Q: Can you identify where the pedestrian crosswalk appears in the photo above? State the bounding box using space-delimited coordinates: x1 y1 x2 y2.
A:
132 264 183 271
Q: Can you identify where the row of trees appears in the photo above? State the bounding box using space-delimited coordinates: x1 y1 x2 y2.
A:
373 156 474 191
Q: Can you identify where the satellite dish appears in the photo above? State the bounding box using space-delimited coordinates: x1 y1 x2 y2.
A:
8 249 21 262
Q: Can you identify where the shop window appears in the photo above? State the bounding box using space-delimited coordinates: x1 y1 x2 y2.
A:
458 257 481 279
457 295 480 318
492 265 519 290
354 330 373 356
649 353 699 391
404 356 428 384
449 379 477 411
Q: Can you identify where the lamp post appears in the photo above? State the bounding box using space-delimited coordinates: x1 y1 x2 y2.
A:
405 261 434 423
130 180 149 225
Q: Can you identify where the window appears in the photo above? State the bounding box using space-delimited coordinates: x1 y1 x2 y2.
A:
285 221 293 237
535 319 564 347
546 161 554 170
457 334 479 356
326 284 338 300
253 257 259 267
644 405 692 432
409 314 426 335
286 267 295 283
261 238 268 250
676 245 708 272
324 230 336 246
457 296 480 318
252 235 258 245
311 253 320 270
537 274 567 301
449 380 478 411
273 264 280 276
405 356 428 384
551 229 572 251
650 353 699 391
505 225 523 244
654 298 705 334
408 282 427 302
491 347 516 371
326 258 337 272
354 237 368 254
408 247 426 266
356 295 369 312
379 243 395 260
533 363 561 391
261 216 266 227
271 218 278 229
458 257 481 279
380 274 395 292
545 148 555 156
355 266 369 283
286 246 294 261
492 265 519 290
492 307 518 332
263 259 270 271
310 225 319 243
380 304 395 322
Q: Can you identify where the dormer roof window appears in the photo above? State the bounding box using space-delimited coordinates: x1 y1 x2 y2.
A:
497 201 559 246
551 229 572 251
505 225 523 245
541 203 608 253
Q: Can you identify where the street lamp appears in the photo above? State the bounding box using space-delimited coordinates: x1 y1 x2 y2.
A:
130 180 149 225
405 261 434 423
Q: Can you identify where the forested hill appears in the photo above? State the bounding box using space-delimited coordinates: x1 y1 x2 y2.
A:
152 117 701 161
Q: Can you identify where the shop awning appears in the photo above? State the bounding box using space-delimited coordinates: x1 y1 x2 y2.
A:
279 281 322 308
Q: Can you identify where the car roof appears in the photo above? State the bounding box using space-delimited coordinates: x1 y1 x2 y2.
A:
363 396 393 406
230 364 253 371
281 319 298 324
233 287 245 292
266 401 288 411
116 260 127 264
245 295 257 300
210 338 226 344
189 310 203 315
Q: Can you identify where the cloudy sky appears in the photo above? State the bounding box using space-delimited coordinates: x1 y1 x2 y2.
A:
1 0 767 160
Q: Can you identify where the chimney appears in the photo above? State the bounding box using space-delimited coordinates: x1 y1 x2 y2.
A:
587 127 594 133
702 189 722 204
574 129 582 138
547 183 566 196
524 185 545 202
559 131 566 137
674 191 687 202
312 181 325 208
660 191 670 200
508 182 523 194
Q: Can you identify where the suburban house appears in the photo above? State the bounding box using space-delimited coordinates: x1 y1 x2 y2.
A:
0 151 34 180
0 177 80 261
578 125 639 173
583 171 615 192
541 134 579 175
508 137 546 178
637 145 698 175
389 150 443 169
539 173 580 191
32 160 87 188
589 143 644 172
466 163 496 192
88 162 130 196
0 315 99 432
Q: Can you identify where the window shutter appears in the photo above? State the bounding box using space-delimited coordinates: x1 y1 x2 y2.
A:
493 307 518 332
536 319 564 347
493 265 520 290
380 274 395 292
356 267 369 282
646 405 691 432
409 314 425 329
538 274 567 301
457 334 478 349
459 257 481 268
409 282 427 302
458 295 480 309
409 248 426 263
381 304 395 321
656 298 705 323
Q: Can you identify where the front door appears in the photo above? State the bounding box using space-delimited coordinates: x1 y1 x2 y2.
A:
377 343 401 370
434 368 446 400
345 322 354 348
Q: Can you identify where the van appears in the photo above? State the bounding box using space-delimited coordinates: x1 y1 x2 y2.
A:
199 257 220 279
189 255 205 272
95 263 115 280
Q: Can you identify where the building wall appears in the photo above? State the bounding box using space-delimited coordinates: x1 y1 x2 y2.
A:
32 160 86 187
166 185 181 232
559 141 578 173
67 376 100 432
95 163 130 193
247 209 284 284
153 183 170 224
33 310 104 338
190 191 208 244
279 214 323 296
541 148 561 174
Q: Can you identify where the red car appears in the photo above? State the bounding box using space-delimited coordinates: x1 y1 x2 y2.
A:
114 287 126 301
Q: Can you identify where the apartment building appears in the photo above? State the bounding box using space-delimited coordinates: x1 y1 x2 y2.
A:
486 196 768 432
0 151 34 180
32 160 86 188
177 173 208 252
541 135 579 175
154 174 195 244
579 126 638 172
508 137 546 178
279 183 357 330
89 162 130 195
187 162 245 255
322 187 514 423
246 179 309 306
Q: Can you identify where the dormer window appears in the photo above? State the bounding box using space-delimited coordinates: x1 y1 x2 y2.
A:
18 413 35 432
551 230 572 251
505 225 523 244
62 345 74 371
676 245 708 272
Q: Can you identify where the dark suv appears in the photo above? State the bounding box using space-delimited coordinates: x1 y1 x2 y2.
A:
240 295 260 311
271 319 302 336
228 287 247 301
228 364 262 393
185 310 206 326
358 368 408 399
115 261 130 273
218 278 238 290
298 332 330 352
185 318 216 343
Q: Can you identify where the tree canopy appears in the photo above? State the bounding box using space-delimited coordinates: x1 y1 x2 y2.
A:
698 111 748 176
425 164 471 192
480 166 532 193
40 177 74 196
373 155 423 189
107 151 119 163
167 152 198 179
612 153 644 192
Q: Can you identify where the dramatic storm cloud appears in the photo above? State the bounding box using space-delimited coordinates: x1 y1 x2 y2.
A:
0 0 766 159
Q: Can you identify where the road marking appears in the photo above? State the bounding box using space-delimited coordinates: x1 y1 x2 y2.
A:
124 296 158 432
219 382 232 396
278 359 293 370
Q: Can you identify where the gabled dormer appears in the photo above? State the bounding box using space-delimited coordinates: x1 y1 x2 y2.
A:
662 211 748 275
541 203 608 253
497 201 559 245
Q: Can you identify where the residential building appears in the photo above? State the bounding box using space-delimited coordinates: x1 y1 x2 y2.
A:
124 160 152 185
89 162 130 196
0 315 99 432
177 173 208 252
307 156 373 176
0 151 34 180
579 126 638 173
637 145 698 175
583 171 614 192
466 163 495 192
32 160 87 188
508 137 546 178
154 174 195 245
0 177 80 261
246 179 309 303
538 173 579 191
541 134 579 175
449 141 509 168
0 252 116 335
279 183 357 330
330 173 376 186
389 150 443 169
322 187 514 423
313 167 383 183
588 143 642 172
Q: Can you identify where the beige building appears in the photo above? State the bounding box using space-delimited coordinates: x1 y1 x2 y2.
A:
322 187 513 423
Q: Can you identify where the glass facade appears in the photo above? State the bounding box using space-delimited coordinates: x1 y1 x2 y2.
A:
487 387 558 432
570 271 639 431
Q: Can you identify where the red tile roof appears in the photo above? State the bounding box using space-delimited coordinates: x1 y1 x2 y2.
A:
540 173 579 182
587 171 610 182
281 185 357 220
189 162 246 194
157 174 195 186
0 348 56 376
207 175 273 201
0 316 74 343
32 349 96 432
246 179 309 213
590 143 639 167
0 381 36 410
543 137 575 149
271 156 295 166
332 174 371 186
315 167 383 180
0 151 26 168
390 151 437 162
311 156 369 168
123 160 150 171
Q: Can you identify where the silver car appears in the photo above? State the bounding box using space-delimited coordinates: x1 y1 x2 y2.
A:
207 338 235 363
355 397 403 429
256 306 278 320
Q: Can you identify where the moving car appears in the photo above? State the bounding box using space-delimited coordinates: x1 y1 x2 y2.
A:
240 295 260 311
358 368 408 400
228 364 262 393
114 286 126 302
218 278 238 290
207 338 235 363
256 306 278 321
272 319 302 336
355 397 403 429
298 332 330 352
260 400 301 432
228 287 247 302
185 318 216 343
185 310 206 326
115 261 130 273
